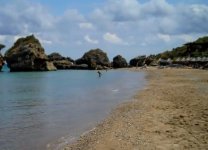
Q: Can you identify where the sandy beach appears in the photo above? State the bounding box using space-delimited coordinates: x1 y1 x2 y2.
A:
64 68 208 150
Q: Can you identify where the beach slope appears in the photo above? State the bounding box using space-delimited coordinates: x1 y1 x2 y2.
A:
65 68 208 150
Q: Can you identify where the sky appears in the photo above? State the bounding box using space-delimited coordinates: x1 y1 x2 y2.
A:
0 0 208 61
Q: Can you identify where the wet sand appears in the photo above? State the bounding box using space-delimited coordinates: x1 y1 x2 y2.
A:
64 68 208 150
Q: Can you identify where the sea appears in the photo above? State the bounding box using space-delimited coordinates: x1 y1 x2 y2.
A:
0 65 146 150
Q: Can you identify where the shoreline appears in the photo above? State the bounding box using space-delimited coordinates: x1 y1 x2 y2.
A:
63 67 208 150
48 69 147 150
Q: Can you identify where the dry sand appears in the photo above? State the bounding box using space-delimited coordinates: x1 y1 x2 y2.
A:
64 68 208 150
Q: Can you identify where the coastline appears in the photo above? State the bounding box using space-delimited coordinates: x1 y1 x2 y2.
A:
64 67 208 150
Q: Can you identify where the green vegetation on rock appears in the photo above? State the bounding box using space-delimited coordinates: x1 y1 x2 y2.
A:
156 36 208 60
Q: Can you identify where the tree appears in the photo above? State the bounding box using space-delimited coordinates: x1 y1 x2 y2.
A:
156 36 208 59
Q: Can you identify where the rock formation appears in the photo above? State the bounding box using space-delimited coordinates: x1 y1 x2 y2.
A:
0 55 4 71
48 52 74 69
5 35 56 72
69 64 89 70
0 44 5 71
76 48 110 69
112 55 128 68
129 55 146 67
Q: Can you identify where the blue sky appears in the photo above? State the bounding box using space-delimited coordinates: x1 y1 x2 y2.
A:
0 0 208 61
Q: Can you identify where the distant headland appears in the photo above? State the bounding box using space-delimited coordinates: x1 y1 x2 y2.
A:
0 35 208 72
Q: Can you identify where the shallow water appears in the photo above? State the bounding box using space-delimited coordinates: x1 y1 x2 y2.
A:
0 68 146 150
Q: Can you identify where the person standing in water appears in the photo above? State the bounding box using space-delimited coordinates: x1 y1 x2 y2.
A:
97 71 102 77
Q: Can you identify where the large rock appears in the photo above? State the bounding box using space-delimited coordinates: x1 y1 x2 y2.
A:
48 52 74 69
112 55 128 68
75 48 110 69
5 35 56 72
0 44 5 71
0 54 4 71
129 55 146 67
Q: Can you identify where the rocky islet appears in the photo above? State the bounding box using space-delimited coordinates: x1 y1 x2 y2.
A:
4 35 56 72
112 55 128 68
0 44 5 71
75 48 111 70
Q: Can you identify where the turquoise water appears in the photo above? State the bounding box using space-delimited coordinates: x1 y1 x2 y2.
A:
0 67 146 150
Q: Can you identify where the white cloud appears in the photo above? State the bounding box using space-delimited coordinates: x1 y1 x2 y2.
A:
103 32 123 44
176 34 194 42
157 33 171 42
1 0 208 60
61 9 85 22
142 0 173 17
105 0 141 21
39 39 52 45
13 35 24 42
84 35 99 44
0 35 6 43
79 22 94 29
0 1 55 36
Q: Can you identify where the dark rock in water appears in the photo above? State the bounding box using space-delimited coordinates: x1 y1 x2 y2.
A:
0 44 5 71
48 52 74 69
129 55 146 67
75 48 110 69
112 55 128 68
75 58 86 66
0 54 4 71
52 60 73 69
48 52 74 62
69 64 89 70
4 35 56 72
